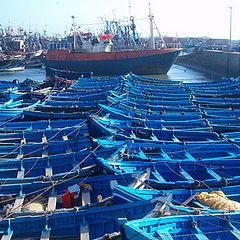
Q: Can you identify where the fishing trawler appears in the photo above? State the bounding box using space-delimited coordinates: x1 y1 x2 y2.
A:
45 10 181 76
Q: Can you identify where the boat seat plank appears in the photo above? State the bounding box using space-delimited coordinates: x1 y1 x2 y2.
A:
228 222 240 239
151 135 159 141
185 152 197 161
40 227 51 240
182 192 199 206
160 193 173 213
193 233 210 240
128 171 150 189
179 168 194 182
206 168 222 181
1 231 13 240
156 230 174 240
47 190 57 212
12 195 25 212
80 223 89 240
152 171 166 182
161 152 171 160
172 135 180 142
72 162 80 170
192 227 210 240
81 190 91 206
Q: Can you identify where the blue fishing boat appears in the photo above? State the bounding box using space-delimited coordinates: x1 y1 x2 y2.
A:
0 125 89 144
90 115 208 131
113 182 240 212
23 110 85 120
0 172 161 239
99 104 202 121
93 139 240 162
107 96 198 112
119 213 240 240
89 115 217 142
0 118 87 131
97 155 240 189
47 67 93 79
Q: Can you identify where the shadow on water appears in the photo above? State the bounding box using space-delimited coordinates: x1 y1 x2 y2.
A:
0 64 221 83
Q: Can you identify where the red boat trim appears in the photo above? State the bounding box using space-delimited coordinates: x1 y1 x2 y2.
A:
46 48 180 62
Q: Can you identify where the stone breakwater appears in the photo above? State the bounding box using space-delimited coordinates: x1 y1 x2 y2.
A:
176 50 240 78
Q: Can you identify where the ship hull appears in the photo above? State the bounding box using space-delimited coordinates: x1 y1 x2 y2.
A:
45 48 181 76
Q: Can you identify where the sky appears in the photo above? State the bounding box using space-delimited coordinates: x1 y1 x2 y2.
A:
1 0 240 40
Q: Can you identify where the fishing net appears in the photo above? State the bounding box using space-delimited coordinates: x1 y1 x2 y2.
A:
197 191 240 210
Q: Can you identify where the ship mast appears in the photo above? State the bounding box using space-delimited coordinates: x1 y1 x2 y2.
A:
71 16 77 50
148 2 155 49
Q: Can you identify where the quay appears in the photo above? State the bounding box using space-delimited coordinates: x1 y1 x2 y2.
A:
177 49 240 78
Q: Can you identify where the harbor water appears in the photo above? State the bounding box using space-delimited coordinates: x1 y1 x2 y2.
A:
0 64 220 83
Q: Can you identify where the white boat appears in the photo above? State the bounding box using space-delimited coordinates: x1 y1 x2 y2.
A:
0 66 25 72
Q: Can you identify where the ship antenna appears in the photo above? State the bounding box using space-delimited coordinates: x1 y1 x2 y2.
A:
128 1 132 18
148 2 155 49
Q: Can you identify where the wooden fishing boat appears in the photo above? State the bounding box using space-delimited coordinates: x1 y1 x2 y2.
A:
122 81 185 92
47 67 93 79
191 89 240 98
88 118 210 142
99 104 202 121
0 134 91 152
193 97 240 104
49 92 108 102
89 116 219 142
192 98 240 109
113 182 240 213
222 132 240 145
0 172 161 239
0 100 40 122
93 140 240 162
22 110 85 120
109 91 192 103
123 85 190 96
0 125 89 144
120 212 240 240
0 66 25 72
203 108 240 118
207 118 240 126
0 118 87 131
107 96 198 112
97 155 240 189
125 72 182 84
39 99 106 111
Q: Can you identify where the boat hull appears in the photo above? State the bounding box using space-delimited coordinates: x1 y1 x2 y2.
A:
45 48 181 76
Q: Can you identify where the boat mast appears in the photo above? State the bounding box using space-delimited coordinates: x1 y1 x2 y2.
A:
71 16 77 50
148 2 155 49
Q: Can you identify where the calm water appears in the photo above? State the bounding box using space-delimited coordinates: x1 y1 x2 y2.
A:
145 64 220 83
0 64 219 83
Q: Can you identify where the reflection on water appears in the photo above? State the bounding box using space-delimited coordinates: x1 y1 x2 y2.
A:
145 65 220 83
0 64 220 83
0 68 46 83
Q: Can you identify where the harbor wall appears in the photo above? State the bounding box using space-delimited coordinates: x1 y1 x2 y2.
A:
176 50 240 78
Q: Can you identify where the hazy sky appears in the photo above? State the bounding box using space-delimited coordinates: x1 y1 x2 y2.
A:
1 0 240 39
